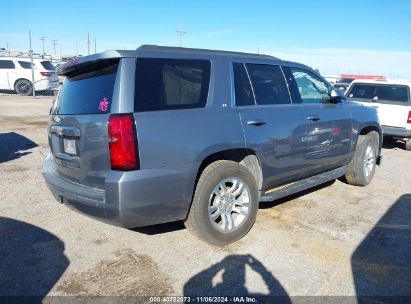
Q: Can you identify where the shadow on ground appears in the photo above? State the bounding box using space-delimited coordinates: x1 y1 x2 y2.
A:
0 132 38 164
352 194 411 302
184 254 290 303
382 137 407 150
0 217 69 299
132 221 186 235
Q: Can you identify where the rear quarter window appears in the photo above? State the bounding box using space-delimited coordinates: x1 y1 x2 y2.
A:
134 58 211 112
18 61 35 69
53 61 118 115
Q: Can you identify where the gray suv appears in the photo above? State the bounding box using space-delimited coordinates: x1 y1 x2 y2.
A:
43 45 382 245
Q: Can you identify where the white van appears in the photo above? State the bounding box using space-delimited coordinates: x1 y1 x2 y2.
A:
346 79 411 150
0 57 59 95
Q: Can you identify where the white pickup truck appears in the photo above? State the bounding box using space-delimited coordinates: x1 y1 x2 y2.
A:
346 79 411 150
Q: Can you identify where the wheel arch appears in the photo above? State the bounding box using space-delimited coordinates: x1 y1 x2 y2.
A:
13 78 32 89
184 148 263 218
358 124 382 153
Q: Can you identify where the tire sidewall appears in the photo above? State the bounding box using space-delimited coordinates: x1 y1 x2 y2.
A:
196 163 258 245
15 80 33 96
358 135 378 185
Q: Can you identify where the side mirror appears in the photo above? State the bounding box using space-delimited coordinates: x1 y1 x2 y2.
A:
329 89 346 103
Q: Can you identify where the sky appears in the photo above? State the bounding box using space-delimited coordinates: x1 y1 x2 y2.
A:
2 0 411 78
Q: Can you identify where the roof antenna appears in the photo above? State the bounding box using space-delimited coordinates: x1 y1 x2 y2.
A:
176 25 186 47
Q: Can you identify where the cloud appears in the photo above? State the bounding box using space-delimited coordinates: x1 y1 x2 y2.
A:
253 47 411 79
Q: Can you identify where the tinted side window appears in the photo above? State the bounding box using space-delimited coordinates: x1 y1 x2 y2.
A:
377 85 408 102
0 60 15 69
233 63 255 106
245 64 291 105
290 68 330 104
18 61 34 69
347 84 376 100
134 58 211 112
348 84 410 103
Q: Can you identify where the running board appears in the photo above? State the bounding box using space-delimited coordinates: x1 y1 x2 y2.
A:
259 166 347 202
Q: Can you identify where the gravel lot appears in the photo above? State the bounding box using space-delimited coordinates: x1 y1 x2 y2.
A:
0 95 410 301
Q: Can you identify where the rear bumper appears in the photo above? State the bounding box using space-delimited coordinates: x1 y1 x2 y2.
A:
42 154 191 228
34 79 59 91
382 126 411 138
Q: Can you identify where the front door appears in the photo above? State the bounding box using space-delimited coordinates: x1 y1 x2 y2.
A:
283 66 353 174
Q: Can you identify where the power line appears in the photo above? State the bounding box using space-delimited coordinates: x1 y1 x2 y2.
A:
87 33 91 55
51 39 58 55
176 25 186 47
39 36 46 55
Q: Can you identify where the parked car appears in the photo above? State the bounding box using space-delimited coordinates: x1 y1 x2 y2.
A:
333 82 349 92
0 57 59 95
43 45 382 246
346 79 411 150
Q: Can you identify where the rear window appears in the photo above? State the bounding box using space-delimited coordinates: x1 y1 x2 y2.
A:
18 61 35 69
134 58 211 112
53 61 118 115
40 61 55 71
348 84 410 103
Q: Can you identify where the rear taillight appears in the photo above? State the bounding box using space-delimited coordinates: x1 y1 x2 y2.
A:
407 111 411 124
40 71 53 77
108 114 139 170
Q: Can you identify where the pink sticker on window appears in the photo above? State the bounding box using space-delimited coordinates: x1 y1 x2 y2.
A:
98 97 109 112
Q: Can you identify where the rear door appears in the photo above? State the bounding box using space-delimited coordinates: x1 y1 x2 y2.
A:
233 62 308 190
49 59 120 189
283 67 353 174
347 83 411 129
0 59 15 90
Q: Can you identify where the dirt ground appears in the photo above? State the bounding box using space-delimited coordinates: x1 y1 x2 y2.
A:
0 95 410 301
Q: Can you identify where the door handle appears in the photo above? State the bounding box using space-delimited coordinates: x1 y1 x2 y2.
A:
306 115 321 122
247 119 266 126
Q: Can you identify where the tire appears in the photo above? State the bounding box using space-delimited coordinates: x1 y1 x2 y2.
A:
405 139 411 151
14 79 33 96
345 131 379 186
185 160 259 246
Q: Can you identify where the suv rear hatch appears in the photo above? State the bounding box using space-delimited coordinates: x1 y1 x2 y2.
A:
49 59 119 189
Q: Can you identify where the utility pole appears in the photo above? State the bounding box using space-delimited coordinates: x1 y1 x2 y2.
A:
176 25 186 47
29 30 35 97
51 39 58 55
94 38 96 54
6 40 10 55
87 33 91 55
39 36 46 56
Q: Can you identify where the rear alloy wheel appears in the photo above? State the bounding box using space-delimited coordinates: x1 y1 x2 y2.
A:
185 160 258 246
14 79 33 96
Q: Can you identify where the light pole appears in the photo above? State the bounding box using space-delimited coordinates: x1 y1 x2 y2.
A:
29 30 35 97
39 36 46 56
